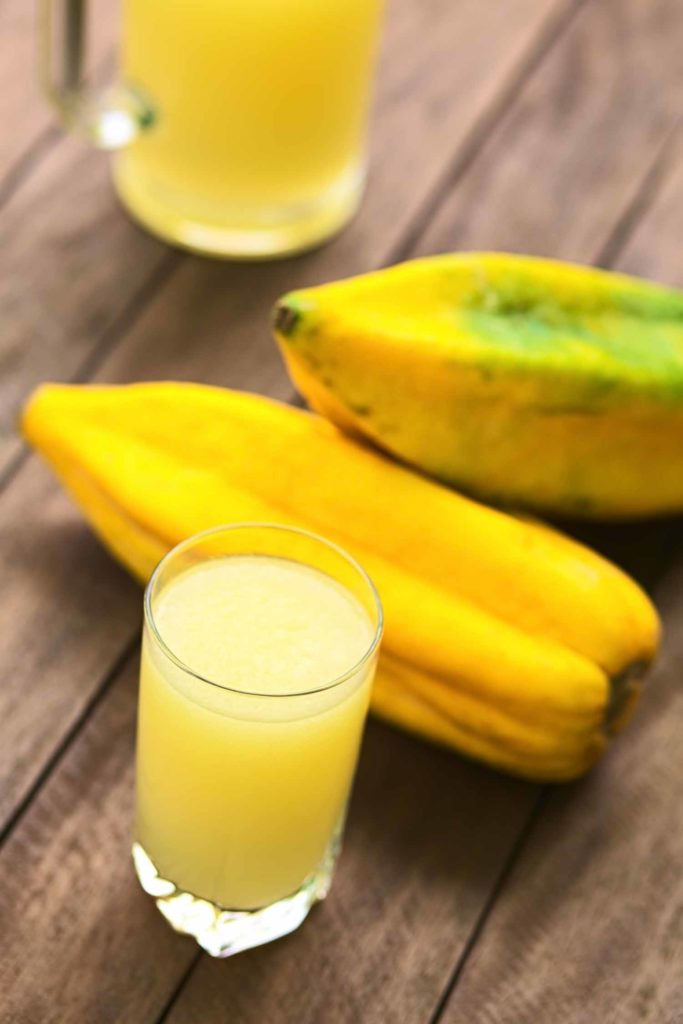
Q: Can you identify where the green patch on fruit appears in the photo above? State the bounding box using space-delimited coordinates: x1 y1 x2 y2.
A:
457 304 683 400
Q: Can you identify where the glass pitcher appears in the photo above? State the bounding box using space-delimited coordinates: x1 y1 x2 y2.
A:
40 0 384 259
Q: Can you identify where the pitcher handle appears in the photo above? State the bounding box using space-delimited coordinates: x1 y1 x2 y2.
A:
39 0 155 149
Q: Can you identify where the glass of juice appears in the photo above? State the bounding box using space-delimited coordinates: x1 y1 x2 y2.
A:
133 523 383 957
40 0 385 258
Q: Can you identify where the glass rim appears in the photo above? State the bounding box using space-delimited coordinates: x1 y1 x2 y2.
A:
143 522 384 699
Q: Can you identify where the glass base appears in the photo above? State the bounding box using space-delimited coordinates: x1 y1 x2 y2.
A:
113 160 365 260
132 840 338 957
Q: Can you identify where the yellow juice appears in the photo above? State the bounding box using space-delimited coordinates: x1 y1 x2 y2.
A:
136 554 376 911
116 0 384 256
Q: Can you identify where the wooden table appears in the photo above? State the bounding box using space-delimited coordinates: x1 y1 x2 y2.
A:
3 1 683 1020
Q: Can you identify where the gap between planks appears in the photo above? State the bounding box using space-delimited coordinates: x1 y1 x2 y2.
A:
0 635 139 852
428 789 552 1024
154 950 205 1024
0 125 61 211
594 117 683 269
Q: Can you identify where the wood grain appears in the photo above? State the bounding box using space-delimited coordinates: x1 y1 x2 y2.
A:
440 565 683 1024
0 661 198 1024
0 138 171 473
415 0 683 263
0 458 140 830
437 131 683 1024
613 130 683 288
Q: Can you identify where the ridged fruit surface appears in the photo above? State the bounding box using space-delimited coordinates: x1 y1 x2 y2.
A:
22 382 660 780
274 252 683 518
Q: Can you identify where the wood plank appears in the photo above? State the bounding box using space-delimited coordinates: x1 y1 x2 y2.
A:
0 0 570 477
0 660 198 1024
0 458 140 830
439 565 683 1024
0 0 572 827
437 132 683 1024
415 0 683 263
0 137 172 477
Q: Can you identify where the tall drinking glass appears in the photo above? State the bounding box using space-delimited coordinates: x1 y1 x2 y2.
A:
133 524 383 956
39 0 385 258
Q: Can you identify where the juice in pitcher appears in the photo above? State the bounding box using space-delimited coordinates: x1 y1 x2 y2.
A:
116 0 384 256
